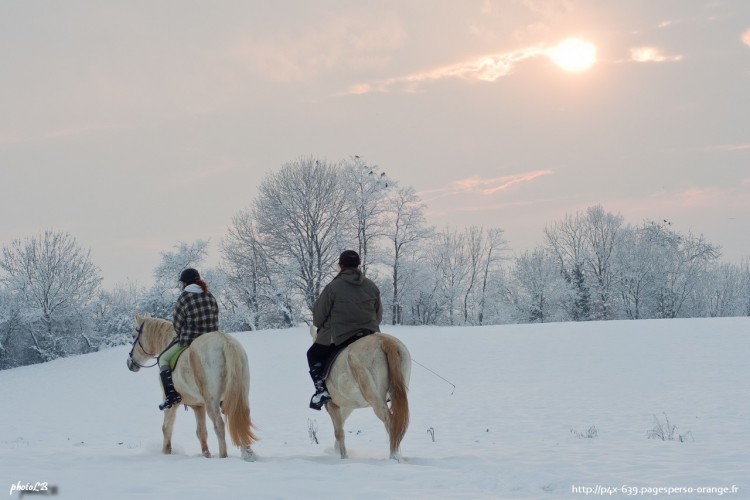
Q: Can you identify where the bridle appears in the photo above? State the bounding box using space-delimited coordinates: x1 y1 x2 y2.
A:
128 322 159 369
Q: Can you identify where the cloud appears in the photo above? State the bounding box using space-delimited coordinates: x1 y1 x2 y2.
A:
344 44 546 95
742 29 750 47
629 46 683 63
453 171 555 195
419 170 554 203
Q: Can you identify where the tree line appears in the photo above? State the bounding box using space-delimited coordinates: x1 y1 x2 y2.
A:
1 156 748 369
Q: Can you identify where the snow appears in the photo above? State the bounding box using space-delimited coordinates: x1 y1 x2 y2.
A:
1 318 748 499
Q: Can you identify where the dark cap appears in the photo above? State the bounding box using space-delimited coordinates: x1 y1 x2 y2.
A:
338 250 361 269
179 268 200 284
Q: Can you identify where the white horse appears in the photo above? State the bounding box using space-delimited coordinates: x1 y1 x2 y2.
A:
127 315 257 461
311 327 411 460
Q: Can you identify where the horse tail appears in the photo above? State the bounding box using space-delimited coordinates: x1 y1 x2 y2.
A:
382 336 410 456
221 335 258 448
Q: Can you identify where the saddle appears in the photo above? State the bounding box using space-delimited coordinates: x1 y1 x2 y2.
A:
321 330 375 379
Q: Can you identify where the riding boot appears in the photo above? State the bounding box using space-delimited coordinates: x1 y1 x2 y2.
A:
309 364 332 410
159 368 182 411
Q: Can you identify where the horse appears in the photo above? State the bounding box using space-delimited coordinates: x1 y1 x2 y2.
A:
310 327 411 460
127 314 258 461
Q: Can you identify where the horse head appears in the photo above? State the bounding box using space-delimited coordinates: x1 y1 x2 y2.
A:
126 313 159 372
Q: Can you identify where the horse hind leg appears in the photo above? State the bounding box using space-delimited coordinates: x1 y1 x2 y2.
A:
206 400 228 458
351 359 397 459
192 405 211 457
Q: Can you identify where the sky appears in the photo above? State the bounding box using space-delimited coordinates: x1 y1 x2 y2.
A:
1 318 748 498
1 0 749 288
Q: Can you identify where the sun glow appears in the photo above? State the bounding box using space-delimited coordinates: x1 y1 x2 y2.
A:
548 38 597 72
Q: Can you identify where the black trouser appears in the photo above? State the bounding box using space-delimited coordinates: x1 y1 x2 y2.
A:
306 330 375 370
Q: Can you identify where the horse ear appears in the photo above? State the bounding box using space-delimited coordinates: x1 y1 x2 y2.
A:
135 313 142 323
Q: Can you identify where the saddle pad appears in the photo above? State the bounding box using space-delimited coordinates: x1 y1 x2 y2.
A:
169 345 189 371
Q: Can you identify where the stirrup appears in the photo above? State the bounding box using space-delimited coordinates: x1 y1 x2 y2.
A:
309 390 331 410
159 394 182 411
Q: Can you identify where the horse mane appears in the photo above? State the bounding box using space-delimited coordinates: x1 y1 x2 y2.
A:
144 316 177 352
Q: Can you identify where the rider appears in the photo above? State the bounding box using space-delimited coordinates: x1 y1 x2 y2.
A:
157 268 219 410
308 250 382 410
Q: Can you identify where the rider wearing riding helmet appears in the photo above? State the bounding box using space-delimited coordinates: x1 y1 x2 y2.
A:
308 250 382 410
157 268 219 410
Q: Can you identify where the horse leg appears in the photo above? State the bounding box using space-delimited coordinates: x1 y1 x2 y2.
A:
192 405 211 458
350 361 398 459
161 405 178 454
327 402 352 459
206 400 227 458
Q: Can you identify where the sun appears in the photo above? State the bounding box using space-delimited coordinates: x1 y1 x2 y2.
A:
547 38 597 73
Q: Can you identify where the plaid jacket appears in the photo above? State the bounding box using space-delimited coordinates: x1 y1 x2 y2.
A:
173 290 219 345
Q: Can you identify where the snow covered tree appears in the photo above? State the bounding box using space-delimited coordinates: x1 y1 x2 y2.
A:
580 206 624 319
427 227 469 325
545 210 590 320
0 230 102 362
342 156 392 274
382 186 432 324
93 280 145 348
252 156 351 313
221 211 297 329
463 226 508 325
140 240 209 319
649 227 720 318
545 205 624 320
506 248 570 323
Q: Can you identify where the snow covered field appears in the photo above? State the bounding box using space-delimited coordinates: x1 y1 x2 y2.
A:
1 318 748 499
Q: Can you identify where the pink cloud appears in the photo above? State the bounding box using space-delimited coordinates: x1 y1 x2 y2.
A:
453 170 554 195
419 170 554 205
743 29 750 47
344 44 546 95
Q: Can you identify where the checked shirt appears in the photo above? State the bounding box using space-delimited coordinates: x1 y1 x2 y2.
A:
173 290 219 345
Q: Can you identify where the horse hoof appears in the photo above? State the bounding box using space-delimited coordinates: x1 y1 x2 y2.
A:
241 447 257 462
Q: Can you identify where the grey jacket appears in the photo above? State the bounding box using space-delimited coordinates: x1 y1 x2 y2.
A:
313 269 382 346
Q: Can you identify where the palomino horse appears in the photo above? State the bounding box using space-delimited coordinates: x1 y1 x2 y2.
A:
127 314 257 461
311 327 411 460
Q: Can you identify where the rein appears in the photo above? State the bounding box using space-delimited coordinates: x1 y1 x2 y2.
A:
128 322 159 369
